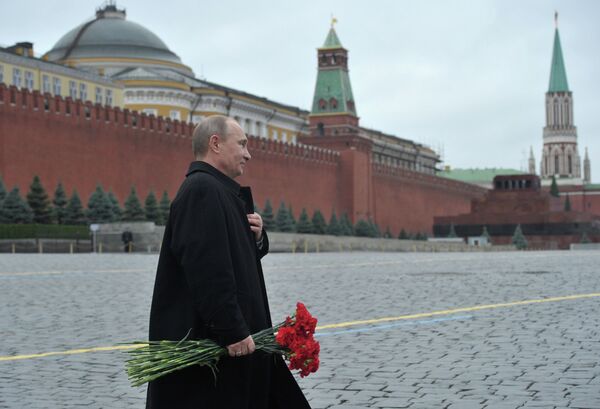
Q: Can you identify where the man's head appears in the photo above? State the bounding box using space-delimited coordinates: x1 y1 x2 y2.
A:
192 115 251 179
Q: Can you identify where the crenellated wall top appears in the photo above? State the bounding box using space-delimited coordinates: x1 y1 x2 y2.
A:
246 134 340 165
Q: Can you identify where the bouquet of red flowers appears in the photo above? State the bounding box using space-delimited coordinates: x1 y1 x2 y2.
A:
125 302 319 387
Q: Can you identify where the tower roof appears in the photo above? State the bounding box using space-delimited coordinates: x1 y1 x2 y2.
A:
321 28 343 49
548 28 569 92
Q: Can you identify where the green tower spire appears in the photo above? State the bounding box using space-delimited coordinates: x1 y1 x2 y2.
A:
311 23 357 116
548 17 569 92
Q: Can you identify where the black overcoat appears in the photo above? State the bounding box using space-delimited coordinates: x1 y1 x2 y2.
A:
146 161 311 409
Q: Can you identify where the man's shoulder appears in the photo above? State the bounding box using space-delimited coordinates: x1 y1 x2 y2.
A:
173 172 222 204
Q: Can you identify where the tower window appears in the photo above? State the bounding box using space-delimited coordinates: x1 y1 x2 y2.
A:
317 122 325 136
319 99 327 110
329 97 338 109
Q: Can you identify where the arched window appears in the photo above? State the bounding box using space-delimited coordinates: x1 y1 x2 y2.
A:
568 155 572 174
319 99 327 110
555 154 559 174
329 97 338 109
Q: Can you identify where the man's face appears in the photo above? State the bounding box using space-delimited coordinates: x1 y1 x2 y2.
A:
218 120 251 179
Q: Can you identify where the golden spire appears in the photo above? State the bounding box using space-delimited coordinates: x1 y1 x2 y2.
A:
331 14 338 29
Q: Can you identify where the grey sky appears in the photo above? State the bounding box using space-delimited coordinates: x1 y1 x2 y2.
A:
2 0 599 180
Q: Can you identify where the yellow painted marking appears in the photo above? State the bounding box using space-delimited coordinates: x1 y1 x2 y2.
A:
317 293 600 330
1 292 599 362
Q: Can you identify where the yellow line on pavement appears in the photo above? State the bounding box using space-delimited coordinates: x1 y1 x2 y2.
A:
1 292 599 362
317 292 600 330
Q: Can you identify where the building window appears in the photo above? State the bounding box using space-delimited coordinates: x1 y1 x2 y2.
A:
273 129 279 141
555 154 559 174
169 110 181 120
24 71 33 90
282 131 287 142
52 77 61 96
143 108 157 116
105 89 113 106
42 75 50 94
12 68 21 87
79 83 87 101
319 99 327 110
69 81 77 99
95 87 103 104
329 97 338 109
568 155 572 174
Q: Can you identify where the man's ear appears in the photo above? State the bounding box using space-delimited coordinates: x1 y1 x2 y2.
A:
208 134 220 153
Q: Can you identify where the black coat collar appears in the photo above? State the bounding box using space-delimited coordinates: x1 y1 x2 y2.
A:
186 161 241 195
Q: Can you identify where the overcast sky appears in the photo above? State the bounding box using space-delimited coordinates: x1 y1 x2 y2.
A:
2 0 599 180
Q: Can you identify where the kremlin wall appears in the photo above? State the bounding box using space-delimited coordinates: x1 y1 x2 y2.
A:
0 83 484 235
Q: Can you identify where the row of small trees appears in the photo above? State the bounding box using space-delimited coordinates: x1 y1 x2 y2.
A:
0 176 170 225
257 199 429 240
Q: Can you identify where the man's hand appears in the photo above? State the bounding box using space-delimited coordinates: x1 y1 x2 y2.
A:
226 335 256 358
247 212 263 241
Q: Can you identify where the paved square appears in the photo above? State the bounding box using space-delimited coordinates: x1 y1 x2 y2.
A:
1 251 599 408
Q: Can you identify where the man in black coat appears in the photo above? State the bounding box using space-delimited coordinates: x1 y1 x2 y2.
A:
146 115 311 409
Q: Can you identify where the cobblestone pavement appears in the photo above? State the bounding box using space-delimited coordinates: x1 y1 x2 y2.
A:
1 251 600 408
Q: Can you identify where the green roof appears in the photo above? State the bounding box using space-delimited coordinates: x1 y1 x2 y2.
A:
322 28 342 49
311 69 356 115
439 168 526 184
584 184 600 191
548 29 569 92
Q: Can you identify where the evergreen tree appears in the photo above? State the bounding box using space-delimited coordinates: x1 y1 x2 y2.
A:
564 194 571 211
481 225 491 244
339 213 354 236
581 231 591 244
123 187 145 221
354 219 373 237
383 226 392 238
262 199 275 231
87 185 114 223
511 224 528 250
63 190 86 225
0 175 7 204
414 232 423 240
159 191 170 225
447 223 457 238
326 210 341 236
311 210 327 234
370 220 381 238
144 191 162 224
52 182 68 224
275 201 294 232
296 208 313 233
26 175 53 224
288 204 297 231
0 187 34 223
107 191 122 222
550 175 559 197
398 228 409 240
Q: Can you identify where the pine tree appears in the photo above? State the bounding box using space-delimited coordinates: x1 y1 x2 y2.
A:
87 185 114 223
339 213 354 236
275 201 294 232
447 223 457 238
26 175 53 224
262 199 275 231
145 191 162 224
481 225 491 244
581 231 591 244
370 220 381 238
564 194 571 211
288 204 297 231
296 208 313 233
52 182 68 224
550 175 559 197
398 228 409 240
63 190 86 225
354 219 372 237
159 191 170 225
123 187 146 221
0 187 34 223
326 210 341 236
511 224 528 250
107 191 122 222
311 210 327 234
0 175 7 203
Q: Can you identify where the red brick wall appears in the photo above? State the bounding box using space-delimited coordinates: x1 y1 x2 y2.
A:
0 84 484 231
